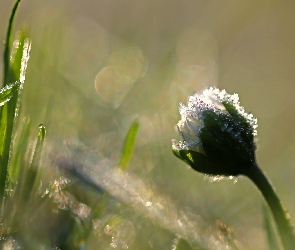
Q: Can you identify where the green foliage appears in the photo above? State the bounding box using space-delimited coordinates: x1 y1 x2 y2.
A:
3 0 22 84
21 124 46 201
0 81 21 106
8 116 30 183
0 0 27 203
262 204 282 250
118 118 140 170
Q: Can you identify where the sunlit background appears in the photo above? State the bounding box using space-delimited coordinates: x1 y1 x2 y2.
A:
1 0 295 249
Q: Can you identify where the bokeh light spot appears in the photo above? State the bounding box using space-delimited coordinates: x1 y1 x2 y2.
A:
95 66 133 108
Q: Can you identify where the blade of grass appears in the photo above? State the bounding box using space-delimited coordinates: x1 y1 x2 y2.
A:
263 204 282 250
118 119 140 171
22 125 46 201
3 0 22 86
0 81 21 106
0 34 30 202
8 117 31 184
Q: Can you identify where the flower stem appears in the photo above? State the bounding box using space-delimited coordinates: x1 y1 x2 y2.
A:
242 164 295 250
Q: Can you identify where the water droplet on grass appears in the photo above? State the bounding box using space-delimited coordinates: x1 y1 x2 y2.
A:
104 224 113 235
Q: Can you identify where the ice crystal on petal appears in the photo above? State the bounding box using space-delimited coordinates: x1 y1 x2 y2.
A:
173 87 258 152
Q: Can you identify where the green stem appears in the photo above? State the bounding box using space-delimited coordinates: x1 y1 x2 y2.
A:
242 165 295 250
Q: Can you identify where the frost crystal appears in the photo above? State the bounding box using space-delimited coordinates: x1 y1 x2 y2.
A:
172 87 258 152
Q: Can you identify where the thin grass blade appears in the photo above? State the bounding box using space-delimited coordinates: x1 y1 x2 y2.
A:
3 0 22 85
8 117 31 184
263 204 282 250
118 119 140 171
22 125 46 200
0 81 21 107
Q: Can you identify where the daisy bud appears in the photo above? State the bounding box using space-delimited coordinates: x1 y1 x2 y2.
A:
172 87 258 176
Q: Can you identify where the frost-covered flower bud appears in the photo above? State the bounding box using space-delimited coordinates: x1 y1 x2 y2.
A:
172 87 258 176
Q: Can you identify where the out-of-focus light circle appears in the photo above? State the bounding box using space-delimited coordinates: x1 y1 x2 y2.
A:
95 46 147 107
95 66 133 108
174 59 218 90
108 46 148 84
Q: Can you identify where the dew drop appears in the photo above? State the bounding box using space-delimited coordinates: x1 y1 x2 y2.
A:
145 201 152 207
110 236 118 248
104 224 113 235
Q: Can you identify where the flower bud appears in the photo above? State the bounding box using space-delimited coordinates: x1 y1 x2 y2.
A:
172 87 258 176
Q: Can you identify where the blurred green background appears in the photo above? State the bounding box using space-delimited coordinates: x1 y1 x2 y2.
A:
1 0 295 249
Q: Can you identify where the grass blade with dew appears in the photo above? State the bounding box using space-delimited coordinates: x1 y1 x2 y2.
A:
74 118 141 242
8 117 31 185
0 0 20 196
0 27 31 202
53 119 139 246
118 118 139 171
21 125 46 201
53 119 226 248
263 204 282 250
0 81 21 107
55 156 228 249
